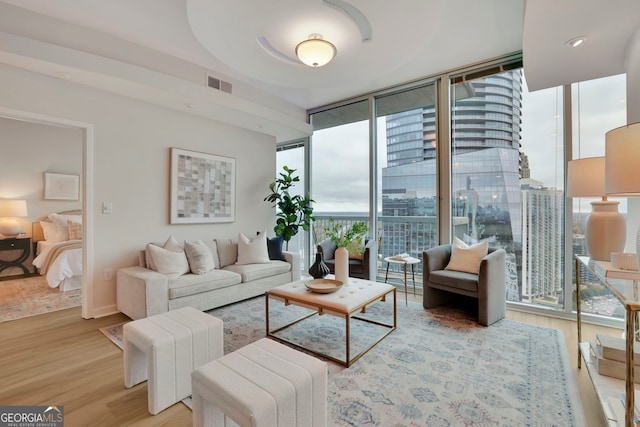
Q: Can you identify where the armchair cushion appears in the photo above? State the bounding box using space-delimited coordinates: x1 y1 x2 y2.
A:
318 240 338 261
445 237 488 274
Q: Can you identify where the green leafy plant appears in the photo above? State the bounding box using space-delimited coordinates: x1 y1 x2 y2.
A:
264 166 315 249
325 218 368 256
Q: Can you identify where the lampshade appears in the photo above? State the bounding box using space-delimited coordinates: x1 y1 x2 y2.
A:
566 157 605 197
605 122 640 196
567 157 625 261
0 199 28 237
295 34 336 67
605 122 640 269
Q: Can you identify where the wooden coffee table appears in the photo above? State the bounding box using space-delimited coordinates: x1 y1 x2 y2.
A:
266 277 396 367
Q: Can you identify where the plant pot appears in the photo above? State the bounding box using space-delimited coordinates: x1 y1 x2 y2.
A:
334 247 349 285
309 253 330 279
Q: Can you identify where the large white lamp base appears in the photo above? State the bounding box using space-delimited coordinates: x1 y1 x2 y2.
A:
0 218 22 237
585 200 626 261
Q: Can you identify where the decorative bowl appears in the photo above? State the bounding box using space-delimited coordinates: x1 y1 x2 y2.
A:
305 278 343 293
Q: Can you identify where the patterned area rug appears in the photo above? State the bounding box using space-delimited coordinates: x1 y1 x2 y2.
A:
0 275 81 322
100 296 584 426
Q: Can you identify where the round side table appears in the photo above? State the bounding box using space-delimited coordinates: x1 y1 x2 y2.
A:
383 255 421 305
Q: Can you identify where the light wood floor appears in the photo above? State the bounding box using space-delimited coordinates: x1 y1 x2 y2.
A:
0 292 616 427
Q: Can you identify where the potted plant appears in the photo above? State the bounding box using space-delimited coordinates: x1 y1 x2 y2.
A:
264 166 315 250
324 218 368 284
324 219 369 257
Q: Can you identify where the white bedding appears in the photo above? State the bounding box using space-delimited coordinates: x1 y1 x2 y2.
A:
33 240 82 291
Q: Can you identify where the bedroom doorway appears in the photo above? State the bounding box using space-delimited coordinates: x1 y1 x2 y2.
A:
0 106 94 319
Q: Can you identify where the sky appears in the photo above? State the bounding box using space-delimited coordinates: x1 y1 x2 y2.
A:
278 72 628 214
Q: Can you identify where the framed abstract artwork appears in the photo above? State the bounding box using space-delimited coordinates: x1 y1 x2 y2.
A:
44 172 80 200
170 148 236 224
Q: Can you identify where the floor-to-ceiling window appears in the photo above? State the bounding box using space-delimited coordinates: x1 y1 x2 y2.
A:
450 67 566 310
309 99 371 252
376 84 439 278
571 73 627 320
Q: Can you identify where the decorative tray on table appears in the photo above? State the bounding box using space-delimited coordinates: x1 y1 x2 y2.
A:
305 278 343 293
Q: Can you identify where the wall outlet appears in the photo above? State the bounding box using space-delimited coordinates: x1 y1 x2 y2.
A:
103 268 113 280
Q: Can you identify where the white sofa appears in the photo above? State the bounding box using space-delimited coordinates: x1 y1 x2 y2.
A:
117 236 300 320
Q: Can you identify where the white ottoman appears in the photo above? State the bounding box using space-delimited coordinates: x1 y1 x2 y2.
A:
191 338 328 427
123 306 223 414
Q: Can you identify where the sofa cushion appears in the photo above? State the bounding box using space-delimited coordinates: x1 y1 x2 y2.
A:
429 269 479 293
145 236 183 271
237 231 270 265
184 240 216 274
148 244 190 278
168 269 242 299
215 238 238 268
223 260 291 283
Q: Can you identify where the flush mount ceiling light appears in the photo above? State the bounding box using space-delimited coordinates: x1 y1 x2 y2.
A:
295 34 336 67
565 36 587 47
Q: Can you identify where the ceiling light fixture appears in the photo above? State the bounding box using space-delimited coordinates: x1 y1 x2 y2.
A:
565 36 587 48
296 34 336 67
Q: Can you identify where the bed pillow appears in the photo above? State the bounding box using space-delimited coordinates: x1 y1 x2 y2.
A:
49 213 82 241
236 231 270 265
67 220 83 240
145 236 183 271
184 240 215 274
40 221 62 242
445 237 489 274
148 244 190 278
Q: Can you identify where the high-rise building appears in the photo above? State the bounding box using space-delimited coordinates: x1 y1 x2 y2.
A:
520 179 564 303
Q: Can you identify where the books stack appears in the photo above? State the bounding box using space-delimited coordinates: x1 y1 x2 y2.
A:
590 334 640 382
390 253 411 261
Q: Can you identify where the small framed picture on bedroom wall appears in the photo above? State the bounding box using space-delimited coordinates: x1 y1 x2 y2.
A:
44 172 80 200
170 147 236 224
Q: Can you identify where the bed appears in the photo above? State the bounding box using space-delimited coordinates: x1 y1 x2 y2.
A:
32 210 83 291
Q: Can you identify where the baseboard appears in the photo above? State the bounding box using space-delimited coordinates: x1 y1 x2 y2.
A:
91 304 119 318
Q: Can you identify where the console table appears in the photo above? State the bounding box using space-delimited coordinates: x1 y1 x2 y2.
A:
0 237 31 275
576 255 640 427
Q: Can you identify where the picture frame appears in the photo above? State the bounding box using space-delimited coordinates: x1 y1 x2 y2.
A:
170 147 236 224
44 173 80 200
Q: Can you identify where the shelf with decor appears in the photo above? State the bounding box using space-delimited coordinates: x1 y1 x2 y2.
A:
576 255 640 427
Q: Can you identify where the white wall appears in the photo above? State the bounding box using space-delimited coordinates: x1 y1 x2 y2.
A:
0 62 278 316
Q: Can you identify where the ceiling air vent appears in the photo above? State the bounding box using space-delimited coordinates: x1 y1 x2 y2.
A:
207 75 232 94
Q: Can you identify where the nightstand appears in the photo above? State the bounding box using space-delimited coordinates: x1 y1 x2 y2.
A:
0 237 31 275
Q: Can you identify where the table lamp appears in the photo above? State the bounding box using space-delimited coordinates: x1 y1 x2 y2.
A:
567 157 625 261
605 122 640 267
0 199 28 237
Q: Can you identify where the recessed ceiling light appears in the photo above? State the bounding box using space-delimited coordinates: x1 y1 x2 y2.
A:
565 36 587 48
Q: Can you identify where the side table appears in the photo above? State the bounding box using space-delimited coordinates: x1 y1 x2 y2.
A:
384 255 421 305
0 237 31 275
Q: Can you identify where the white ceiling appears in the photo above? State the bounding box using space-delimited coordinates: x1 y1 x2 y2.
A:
0 0 637 140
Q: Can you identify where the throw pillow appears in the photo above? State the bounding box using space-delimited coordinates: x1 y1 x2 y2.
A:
445 237 489 274
237 231 270 265
67 220 83 240
184 240 215 274
264 233 284 261
148 244 190 278
145 236 183 271
215 238 238 268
